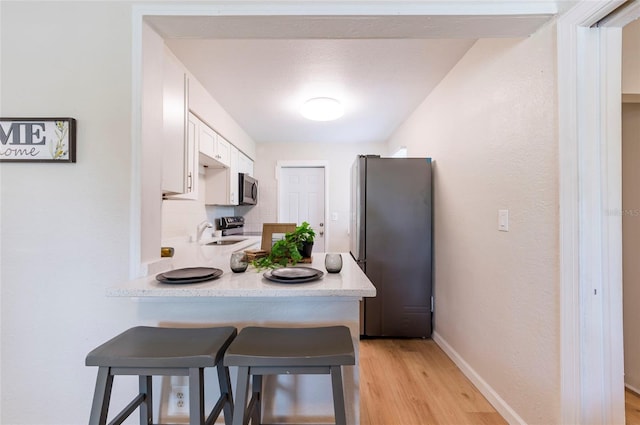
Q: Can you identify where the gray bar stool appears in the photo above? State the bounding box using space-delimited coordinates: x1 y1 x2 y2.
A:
86 326 237 425
224 326 355 425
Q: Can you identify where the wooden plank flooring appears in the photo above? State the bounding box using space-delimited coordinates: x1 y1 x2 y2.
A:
360 338 506 425
360 338 640 424
628 389 640 425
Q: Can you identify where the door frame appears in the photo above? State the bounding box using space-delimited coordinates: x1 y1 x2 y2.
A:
558 1 640 423
275 160 330 251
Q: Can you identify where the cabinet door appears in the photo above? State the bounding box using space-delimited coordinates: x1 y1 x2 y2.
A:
216 136 231 167
238 151 254 176
197 114 216 160
165 113 198 200
228 145 239 205
198 118 226 168
161 50 188 195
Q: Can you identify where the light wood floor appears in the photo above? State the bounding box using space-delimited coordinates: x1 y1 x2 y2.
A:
628 389 640 425
360 338 506 425
360 338 640 425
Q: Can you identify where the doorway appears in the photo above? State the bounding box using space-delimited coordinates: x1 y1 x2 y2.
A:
276 162 329 253
558 1 640 423
130 1 632 422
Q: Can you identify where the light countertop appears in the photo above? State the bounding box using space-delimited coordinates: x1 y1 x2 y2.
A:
108 237 376 298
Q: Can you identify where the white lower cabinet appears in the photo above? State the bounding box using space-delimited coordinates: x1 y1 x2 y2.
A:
205 144 239 206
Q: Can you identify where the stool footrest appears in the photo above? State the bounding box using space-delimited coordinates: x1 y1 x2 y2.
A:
207 394 230 425
108 393 146 425
251 365 331 375
243 393 260 425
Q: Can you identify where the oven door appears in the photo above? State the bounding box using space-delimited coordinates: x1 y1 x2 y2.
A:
239 173 258 205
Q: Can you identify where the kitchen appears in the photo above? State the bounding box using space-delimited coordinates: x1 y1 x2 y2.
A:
1 1 637 424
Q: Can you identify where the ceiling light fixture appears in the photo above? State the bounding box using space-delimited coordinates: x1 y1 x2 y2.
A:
301 97 344 121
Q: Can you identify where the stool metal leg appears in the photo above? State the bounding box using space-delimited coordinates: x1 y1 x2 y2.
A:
232 366 250 425
251 374 262 425
330 366 347 425
217 363 234 425
89 367 113 425
189 368 205 425
138 375 152 425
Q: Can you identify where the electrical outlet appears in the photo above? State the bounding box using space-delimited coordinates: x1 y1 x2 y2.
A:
168 385 189 416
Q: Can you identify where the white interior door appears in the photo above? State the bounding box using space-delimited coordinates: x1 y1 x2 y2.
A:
278 167 325 252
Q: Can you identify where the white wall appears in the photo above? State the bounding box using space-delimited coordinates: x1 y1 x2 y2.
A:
387 24 560 424
623 102 640 393
242 142 385 251
1 2 141 423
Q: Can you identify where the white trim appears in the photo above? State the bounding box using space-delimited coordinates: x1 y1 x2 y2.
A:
130 2 557 18
600 25 625 424
275 160 330 251
557 1 631 423
432 332 525 425
557 11 581 424
130 8 144 279
598 0 640 27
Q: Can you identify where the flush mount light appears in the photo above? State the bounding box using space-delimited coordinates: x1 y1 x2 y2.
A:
301 97 344 121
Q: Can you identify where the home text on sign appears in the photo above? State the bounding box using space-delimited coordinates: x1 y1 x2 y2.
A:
0 122 47 146
0 118 76 162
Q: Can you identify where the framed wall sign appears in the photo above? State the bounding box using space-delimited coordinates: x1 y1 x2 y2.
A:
0 118 76 163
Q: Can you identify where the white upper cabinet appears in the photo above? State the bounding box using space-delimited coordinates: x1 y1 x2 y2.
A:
162 48 197 199
197 114 231 169
205 144 239 206
238 151 254 176
198 118 217 164
215 135 231 168
165 111 198 200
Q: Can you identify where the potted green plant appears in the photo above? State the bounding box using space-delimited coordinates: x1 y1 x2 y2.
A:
290 221 315 258
251 222 316 269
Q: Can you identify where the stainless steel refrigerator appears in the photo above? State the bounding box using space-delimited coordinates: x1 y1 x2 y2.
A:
350 155 433 338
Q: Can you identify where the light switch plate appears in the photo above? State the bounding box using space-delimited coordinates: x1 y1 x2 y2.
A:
498 209 509 232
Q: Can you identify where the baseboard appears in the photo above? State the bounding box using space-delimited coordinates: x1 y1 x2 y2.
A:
432 331 527 425
626 382 640 396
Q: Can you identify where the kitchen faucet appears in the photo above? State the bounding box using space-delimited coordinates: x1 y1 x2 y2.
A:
196 220 213 243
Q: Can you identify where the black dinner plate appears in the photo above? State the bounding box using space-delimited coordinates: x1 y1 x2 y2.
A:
271 267 320 280
156 268 223 284
161 267 219 280
263 268 323 284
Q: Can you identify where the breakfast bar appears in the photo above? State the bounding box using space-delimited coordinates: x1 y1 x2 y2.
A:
108 237 376 424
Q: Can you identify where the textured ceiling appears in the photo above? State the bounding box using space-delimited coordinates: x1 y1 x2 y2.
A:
147 14 555 144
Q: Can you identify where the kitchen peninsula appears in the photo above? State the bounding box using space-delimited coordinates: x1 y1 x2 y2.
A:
108 236 376 424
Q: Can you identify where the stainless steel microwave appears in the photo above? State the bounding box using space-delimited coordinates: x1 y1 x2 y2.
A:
239 173 258 205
